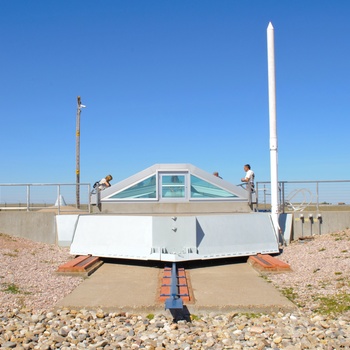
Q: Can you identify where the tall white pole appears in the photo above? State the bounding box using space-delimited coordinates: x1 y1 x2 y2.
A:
267 22 280 238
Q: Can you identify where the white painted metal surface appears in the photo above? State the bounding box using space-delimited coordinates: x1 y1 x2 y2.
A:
56 215 79 246
70 216 154 260
196 214 278 257
69 213 279 262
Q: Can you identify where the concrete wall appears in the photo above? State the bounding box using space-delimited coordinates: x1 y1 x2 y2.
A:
1 210 349 247
291 211 350 240
93 201 251 214
0 212 57 244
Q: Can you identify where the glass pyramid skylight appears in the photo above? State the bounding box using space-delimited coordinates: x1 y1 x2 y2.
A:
104 164 246 202
110 175 156 199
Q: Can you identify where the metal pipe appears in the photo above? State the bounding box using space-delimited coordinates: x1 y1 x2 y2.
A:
282 182 285 214
317 214 322 235
26 185 30 212
57 185 61 215
309 214 314 236
267 22 280 237
165 262 183 310
300 214 304 238
76 96 82 209
88 184 91 213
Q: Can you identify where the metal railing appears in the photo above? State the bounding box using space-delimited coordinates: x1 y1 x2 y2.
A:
256 180 350 213
0 183 91 214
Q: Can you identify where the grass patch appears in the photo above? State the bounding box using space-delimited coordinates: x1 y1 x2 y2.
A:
146 314 154 320
190 314 200 321
315 293 350 315
239 312 263 319
3 252 18 258
260 274 272 283
0 233 17 241
331 231 350 242
335 272 343 275
318 281 329 289
318 248 326 252
281 287 298 303
3 283 21 294
41 260 54 264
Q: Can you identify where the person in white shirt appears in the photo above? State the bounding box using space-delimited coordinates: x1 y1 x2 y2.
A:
241 164 255 192
99 175 113 190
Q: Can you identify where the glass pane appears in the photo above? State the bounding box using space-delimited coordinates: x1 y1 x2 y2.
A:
190 175 237 198
162 175 185 185
110 175 156 199
162 175 185 198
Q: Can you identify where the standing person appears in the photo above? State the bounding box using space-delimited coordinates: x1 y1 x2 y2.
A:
241 164 255 192
99 174 113 190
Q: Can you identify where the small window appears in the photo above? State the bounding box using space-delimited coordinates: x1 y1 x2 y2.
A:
190 175 237 198
161 175 186 198
110 175 156 199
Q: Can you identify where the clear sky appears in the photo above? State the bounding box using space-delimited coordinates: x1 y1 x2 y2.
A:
1 0 349 186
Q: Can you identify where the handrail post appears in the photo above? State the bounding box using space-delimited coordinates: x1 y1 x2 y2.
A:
96 185 101 211
57 185 61 215
281 182 285 213
88 184 91 213
26 185 30 212
316 182 319 213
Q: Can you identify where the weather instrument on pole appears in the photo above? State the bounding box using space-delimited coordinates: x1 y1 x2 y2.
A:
76 96 86 208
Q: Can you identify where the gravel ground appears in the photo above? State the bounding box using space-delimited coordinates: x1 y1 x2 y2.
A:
0 230 349 349
268 229 350 314
0 233 83 313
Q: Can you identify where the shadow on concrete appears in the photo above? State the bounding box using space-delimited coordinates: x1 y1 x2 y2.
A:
182 256 249 270
101 256 249 270
101 257 163 269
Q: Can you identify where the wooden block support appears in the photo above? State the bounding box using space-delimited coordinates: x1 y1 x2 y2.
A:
248 254 291 272
57 255 103 276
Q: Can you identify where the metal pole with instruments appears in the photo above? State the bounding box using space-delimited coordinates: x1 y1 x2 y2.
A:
76 96 86 208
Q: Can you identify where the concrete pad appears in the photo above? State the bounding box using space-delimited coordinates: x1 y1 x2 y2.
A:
188 262 296 313
56 263 162 312
56 261 296 314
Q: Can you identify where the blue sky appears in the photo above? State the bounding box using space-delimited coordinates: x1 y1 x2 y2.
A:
1 1 349 186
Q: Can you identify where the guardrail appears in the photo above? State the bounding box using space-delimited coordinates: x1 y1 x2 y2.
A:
256 180 350 213
0 183 91 214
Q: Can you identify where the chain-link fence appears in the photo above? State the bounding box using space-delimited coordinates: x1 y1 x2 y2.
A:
256 180 350 212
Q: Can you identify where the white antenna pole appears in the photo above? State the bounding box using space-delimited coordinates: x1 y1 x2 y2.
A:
267 22 280 237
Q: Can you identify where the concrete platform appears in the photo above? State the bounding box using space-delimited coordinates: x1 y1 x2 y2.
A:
56 260 296 314
187 262 295 313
